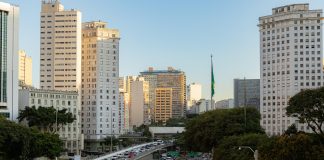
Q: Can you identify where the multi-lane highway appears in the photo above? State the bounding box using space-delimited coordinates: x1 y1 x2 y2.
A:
94 140 167 160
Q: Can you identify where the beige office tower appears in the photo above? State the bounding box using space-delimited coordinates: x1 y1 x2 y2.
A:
155 88 172 123
81 21 120 151
140 67 186 121
129 77 150 128
259 4 323 135
40 0 81 91
18 50 32 86
119 76 137 131
119 90 129 132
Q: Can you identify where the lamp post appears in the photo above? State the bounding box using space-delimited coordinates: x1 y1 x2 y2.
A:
238 146 258 160
55 107 58 160
55 107 58 133
110 107 113 153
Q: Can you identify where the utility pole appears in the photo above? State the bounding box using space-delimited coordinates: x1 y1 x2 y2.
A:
244 77 247 130
110 108 113 153
55 107 58 133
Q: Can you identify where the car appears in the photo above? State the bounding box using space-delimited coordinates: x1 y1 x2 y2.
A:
157 140 164 143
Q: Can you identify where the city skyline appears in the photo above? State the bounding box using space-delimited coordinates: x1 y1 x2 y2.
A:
3 0 324 101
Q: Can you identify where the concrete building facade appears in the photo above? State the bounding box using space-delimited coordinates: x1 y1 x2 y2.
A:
154 88 172 123
129 77 149 128
189 99 212 114
18 50 32 86
19 88 83 154
140 67 186 121
259 4 323 135
215 98 234 109
233 79 260 110
40 0 81 92
118 91 125 134
81 21 120 151
0 2 19 121
186 83 202 109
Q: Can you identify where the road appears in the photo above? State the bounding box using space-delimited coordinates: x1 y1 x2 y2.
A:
93 142 169 160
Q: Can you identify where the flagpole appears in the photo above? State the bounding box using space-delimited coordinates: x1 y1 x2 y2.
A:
211 54 213 110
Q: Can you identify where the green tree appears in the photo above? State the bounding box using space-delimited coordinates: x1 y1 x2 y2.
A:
213 133 268 160
0 116 63 159
259 133 324 160
104 136 119 147
18 106 75 133
284 124 298 135
119 137 134 147
165 117 187 127
134 124 152 140
287 87 324 137
183 107 263 152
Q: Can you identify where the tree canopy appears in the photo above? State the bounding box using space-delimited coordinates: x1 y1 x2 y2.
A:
182 107 264 152
287 87 324 137
258 133 324 160
165 117 187 127
18 106 75 133
0 116 63 159
213 133 268 160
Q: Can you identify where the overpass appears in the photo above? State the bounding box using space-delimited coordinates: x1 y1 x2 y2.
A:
134 143 173 160
93 142 174 160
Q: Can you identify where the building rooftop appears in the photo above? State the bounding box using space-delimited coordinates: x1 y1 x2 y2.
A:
140 67 184 74
20 87 78 94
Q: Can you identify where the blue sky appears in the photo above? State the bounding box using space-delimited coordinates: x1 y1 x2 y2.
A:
3 0 323 101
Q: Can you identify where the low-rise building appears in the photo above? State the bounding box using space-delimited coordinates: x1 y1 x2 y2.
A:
19 88 83 155
189 99 212 114
215 99 234 109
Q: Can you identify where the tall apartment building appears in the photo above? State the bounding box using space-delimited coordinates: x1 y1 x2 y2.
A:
155 88 172 123
118 76 137 131
259 4 323 135
0 2 19 121
118 92 125 134
129 77 149 128
233 79 260 110
140 68 157 121
81 21 120 151
18 50 32 86
140 67 186 121
40 0 81 91
19 88 83 155
119 90 130 132
187 83 202 109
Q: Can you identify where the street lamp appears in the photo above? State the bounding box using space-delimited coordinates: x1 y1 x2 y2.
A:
238 146 258 160
55 107 58 133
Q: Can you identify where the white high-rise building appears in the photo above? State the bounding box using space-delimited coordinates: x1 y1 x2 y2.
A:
187 83 202 109
187 83 202 101
259 4 323 135
0 2 19 121
118 76 137 131
129 77 149 128
81 21 120 151
40 0 81 92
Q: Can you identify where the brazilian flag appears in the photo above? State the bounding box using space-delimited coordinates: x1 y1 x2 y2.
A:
211 56 215 97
